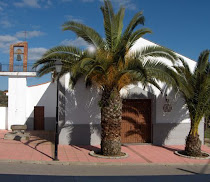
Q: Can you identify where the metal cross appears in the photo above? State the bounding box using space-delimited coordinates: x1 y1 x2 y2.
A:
23 31 28 41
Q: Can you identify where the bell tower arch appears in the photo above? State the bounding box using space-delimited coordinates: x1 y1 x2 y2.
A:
9 42 28 72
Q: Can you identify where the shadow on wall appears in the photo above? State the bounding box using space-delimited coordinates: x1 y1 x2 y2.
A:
23 80 192 146
154 85 189 145
58 79 101 145
25 82 57 131
156 85 188 123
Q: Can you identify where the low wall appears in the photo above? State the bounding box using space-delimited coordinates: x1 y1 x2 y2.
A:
0 107 8 129
26 117 55 131
153 121 204 145
59 124 101 145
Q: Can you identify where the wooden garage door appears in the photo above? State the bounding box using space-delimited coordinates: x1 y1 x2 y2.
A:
34 106 45 130
121 99 151 143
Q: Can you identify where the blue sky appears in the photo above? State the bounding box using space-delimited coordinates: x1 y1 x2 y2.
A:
0 0 209 90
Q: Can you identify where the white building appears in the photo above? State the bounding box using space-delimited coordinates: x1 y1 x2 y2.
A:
0 39 204 146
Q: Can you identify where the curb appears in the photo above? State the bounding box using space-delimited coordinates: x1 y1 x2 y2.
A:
89 151 129 159
0 159 210 166
174 150 210 160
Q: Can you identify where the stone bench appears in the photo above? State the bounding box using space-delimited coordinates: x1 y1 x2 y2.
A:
11 125 27 134
4 124 30 141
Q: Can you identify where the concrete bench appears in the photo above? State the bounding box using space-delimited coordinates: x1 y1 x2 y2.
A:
4 124 30 141
11 125 27 134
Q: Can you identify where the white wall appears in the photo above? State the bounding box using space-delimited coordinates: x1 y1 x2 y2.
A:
131 38 197 71
7 76 27 129
129 38 197 124
64 75 101 125
26 82 57 118
121 84 190 124
0 107 8 129
63 38 197 125
7 76 57 130
59 38 202 145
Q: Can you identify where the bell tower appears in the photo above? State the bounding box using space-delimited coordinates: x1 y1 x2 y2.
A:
0 41 36 130
9 42 28 72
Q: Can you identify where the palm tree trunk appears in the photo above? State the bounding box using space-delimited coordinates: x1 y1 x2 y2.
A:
185 122 202 156
100 87 122 156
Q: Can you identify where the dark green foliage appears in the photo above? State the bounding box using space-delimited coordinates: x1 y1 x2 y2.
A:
173 50 210 157
33 0 180 155
205 127 210 139
173 50 210 136
0 90 8 107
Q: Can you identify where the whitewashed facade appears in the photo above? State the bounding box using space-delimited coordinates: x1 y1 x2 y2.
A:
0 38 204 145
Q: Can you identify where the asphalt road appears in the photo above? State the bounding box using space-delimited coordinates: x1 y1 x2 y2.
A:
0 162 209 182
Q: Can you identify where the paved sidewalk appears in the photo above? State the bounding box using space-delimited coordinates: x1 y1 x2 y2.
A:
0 130 210 165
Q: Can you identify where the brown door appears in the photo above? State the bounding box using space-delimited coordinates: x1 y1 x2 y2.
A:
34 106 45 130
121 99 151 143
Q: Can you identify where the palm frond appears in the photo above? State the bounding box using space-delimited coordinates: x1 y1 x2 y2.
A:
147 78 162 91
85 65 106 88
33 46 83 68
173 50 210 133
122 11 145 37
117 70 144 90
126 28 152 49
195 49 210 75
114 11 146 60
144 60 178 87
124 58 147 78
132 46 178 64
62 21 104 49
112 7 125 50
36 62 55 77
100 0 114 50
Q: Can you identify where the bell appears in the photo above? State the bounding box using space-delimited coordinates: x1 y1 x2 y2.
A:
16 54 22 61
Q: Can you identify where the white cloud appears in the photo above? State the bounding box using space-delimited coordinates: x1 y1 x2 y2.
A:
60 37 96 53
87 45 96 53
0 19 12 28
28 47 47 61
14 0 41 8
65 15 83 22
61 0 93 3
115 0 136 10
0 35 18 43
13 0 53 8
30 25 41 29
0 35 20 53
15 31 45 39
61 0 72 2
0 30 45 55
99 0 136 10
0 2 8 11
47 0 52 6
82 0 95 2
43 0 52 8
61 37 89 47
0 2 7 6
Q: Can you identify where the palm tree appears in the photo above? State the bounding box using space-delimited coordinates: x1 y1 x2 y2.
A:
34 0 178 156
173 50 210 156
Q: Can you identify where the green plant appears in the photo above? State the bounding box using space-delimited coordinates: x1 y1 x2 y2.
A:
34 0 178 156
0 90 8 107
173 50 210 156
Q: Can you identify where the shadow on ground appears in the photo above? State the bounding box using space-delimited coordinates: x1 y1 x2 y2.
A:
21 130 55 160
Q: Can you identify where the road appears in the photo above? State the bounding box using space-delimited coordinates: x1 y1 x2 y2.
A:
0 162 209 182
